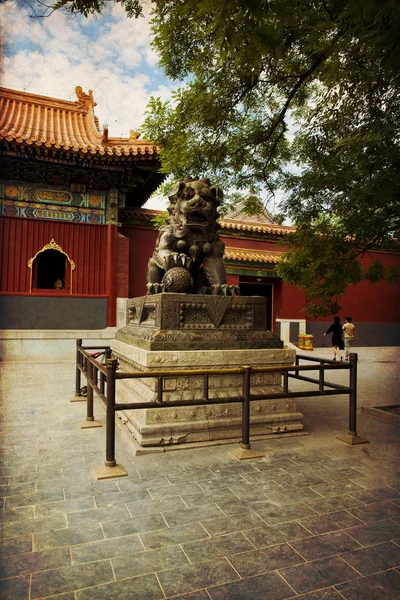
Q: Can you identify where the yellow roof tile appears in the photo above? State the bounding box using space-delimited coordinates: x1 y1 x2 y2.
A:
119 208 294 237
220 218 295 236
0 86 159 159
224 247 283 264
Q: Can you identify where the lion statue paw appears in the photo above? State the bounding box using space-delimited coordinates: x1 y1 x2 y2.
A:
164 252 192 271
146 282 165 295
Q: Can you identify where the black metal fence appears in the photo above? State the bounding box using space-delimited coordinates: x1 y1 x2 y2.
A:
73 339 368 479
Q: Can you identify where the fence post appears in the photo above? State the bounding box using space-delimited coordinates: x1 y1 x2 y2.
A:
337 353 369 445
94 357 127 480
241 366 251 450
230 366 263 460
105 358 118 466
319 364 324 393
283 370 289 394
81 358 102 429
99 370 105 396
100 348 112 395
70 339 85 402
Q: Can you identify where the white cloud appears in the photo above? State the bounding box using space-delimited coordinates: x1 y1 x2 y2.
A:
0 0 177 137
143 194 168 211
149 83 177 102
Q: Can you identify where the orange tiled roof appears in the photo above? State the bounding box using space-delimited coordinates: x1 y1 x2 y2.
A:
0 86 158 158
220 218 295 236
223 199 276 224
119 208 295 236
224 247 283 264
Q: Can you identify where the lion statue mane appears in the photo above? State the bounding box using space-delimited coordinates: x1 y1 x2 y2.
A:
146 177 239 296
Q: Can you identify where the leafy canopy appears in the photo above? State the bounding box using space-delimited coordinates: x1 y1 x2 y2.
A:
21 0 144 19
39 0 400 315
140 0 400 315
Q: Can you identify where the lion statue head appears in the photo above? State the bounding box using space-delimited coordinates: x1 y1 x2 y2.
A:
147 177 236 295
167 177 223 241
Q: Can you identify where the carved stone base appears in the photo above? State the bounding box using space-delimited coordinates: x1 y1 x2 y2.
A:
116 293 283 350
111 339 303 447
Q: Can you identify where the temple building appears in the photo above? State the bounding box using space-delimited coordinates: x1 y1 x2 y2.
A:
1 85 399 346
0 85 163 329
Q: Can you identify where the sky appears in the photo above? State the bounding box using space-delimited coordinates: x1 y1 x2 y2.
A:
0 0 177 209
0 0 293 217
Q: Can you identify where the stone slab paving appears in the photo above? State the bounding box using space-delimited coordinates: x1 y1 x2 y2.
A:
0 347 399 599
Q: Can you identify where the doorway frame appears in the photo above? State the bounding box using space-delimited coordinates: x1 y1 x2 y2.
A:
28 239 75 294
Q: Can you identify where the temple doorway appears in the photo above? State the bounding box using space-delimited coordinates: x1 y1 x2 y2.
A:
35 249 66 290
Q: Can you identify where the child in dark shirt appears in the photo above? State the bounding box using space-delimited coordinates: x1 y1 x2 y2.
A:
323 315 343 361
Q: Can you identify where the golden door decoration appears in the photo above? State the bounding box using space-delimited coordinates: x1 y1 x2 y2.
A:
27 239 76 294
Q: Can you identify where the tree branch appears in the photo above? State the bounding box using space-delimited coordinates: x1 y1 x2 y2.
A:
259 54 325 147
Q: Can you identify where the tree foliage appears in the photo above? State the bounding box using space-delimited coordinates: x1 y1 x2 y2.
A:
20 0 144 19
140 0 400 315
39 0 400 314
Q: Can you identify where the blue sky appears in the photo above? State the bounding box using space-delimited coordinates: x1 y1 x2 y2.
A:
0 2 180 209
0 1 293 216
1 2 176 135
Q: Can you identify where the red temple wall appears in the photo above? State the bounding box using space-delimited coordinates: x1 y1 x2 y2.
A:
119 226 158 298
274 281 306 320
116 233 129 298
226 274 240 287
312 252 400 323
0 216 107 295
118 226 399 325
124 226 400 324
220 235 283 252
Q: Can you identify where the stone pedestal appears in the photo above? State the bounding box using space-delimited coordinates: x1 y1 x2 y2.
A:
116 293 283 351
111 293 303 448
111 342 302 447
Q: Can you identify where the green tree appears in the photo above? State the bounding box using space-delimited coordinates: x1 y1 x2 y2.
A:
40 0 400 314
141 0 400 315
20 0 144 19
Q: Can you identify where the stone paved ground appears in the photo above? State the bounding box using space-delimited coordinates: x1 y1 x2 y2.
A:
0 347 399 599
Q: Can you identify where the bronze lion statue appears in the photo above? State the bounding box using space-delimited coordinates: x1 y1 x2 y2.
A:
146 177 239 296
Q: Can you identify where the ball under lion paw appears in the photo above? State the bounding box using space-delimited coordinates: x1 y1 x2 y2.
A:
162 267 193 293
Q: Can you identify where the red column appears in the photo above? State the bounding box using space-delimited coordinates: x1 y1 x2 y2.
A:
105 223 117 327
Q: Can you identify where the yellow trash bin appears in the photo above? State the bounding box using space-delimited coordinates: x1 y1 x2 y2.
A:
303 334 314 351
298 334 306 349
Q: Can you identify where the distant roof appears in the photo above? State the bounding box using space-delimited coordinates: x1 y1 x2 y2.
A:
224 247 283 263
223 199 276 224
0 86 159 159
119 207 295 237
118 206 286 263
220 218 295 236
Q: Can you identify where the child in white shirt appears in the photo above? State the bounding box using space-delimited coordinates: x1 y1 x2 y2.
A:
342 316 358 360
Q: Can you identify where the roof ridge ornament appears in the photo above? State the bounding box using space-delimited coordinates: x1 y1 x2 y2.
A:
94 115 101 132
0 86 160 160
129 130 141 140
102 124 109 144
75 86 96 110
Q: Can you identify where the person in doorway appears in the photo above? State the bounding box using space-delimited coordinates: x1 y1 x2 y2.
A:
53 279 64 290
323 315 343 361
342 316 358 360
